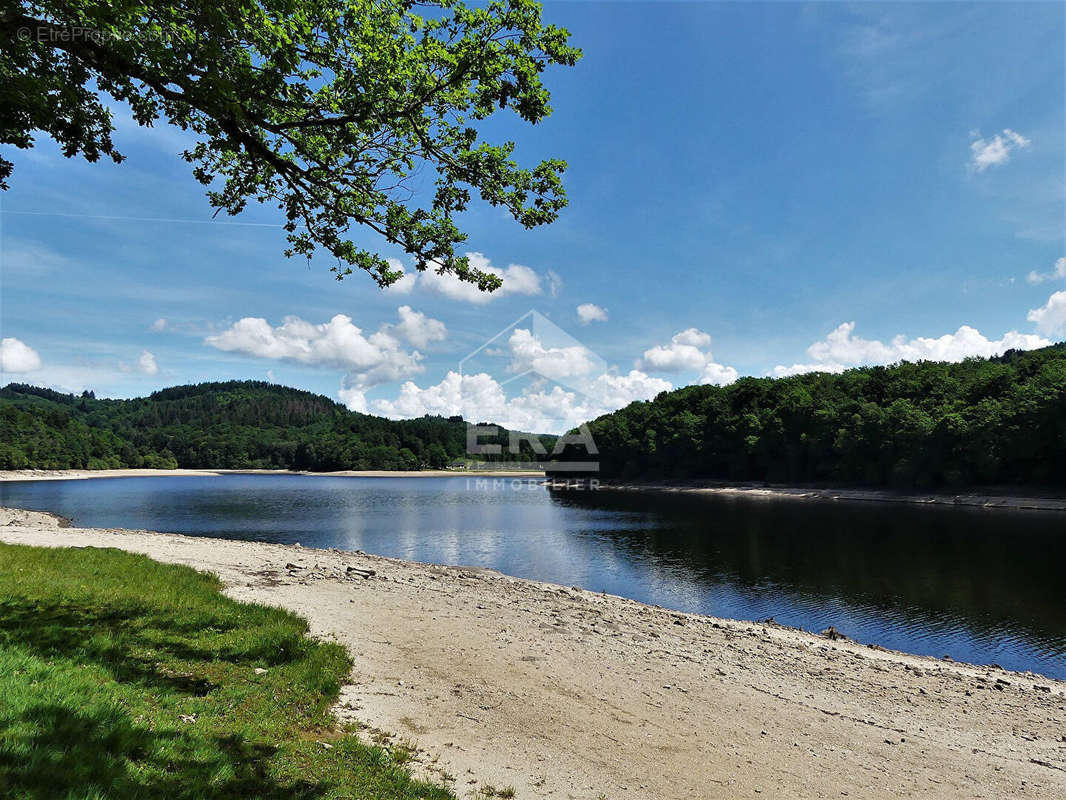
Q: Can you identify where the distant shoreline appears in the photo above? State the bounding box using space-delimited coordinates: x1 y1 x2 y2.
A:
0 467 545 482
554 479 1066 512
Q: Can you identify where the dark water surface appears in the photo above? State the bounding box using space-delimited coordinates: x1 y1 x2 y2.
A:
2 474 1064 679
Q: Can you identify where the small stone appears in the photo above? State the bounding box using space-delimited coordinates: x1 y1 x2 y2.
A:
254 667 268 675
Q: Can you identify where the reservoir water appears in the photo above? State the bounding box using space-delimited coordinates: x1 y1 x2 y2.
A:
2 474 1064 679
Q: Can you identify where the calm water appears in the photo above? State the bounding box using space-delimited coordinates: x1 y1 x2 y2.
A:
2 474 1065 679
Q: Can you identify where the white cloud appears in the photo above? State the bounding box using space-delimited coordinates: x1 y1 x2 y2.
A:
393 305 447 349
372 367 671 434
0 338 42 373
383 258 417 294
771 362 847 378
421 252 542 304
589 369 672 409
1027 257 1066 284
1027 291 1066 337
640 328 713 372
634 328 738 386
118 350 161 376
373 319 671 431
149 318 168 332
673 328 712 348
137 350 159 375
969 128 1031 172
205 309 442 400
699 362 739 386
507 328 599 381
374 372 506 421
576 303 609 325
772 321 1051 377
338 380 369 414
382 253 553 303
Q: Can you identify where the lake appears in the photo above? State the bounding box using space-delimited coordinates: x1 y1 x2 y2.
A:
2 474 1064 679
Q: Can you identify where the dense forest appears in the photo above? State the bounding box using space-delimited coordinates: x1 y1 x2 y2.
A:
0 381 553 471
554 344 1066 490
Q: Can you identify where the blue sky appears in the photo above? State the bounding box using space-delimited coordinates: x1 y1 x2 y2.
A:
1 2 1063 432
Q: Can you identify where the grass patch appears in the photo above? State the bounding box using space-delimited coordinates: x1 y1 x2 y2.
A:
0 543 454 800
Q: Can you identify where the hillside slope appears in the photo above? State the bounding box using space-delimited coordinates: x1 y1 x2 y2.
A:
0 381 550 471
557 344 1066 489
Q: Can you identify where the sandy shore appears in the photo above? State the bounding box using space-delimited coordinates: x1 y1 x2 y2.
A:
574 480 1066 512
1 508 1064 799
0 468 544 482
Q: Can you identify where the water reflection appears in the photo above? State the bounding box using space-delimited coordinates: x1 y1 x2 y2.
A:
551 489 1066 675
1 475 1063 678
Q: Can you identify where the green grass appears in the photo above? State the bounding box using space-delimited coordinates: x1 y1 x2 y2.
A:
0 543 454 800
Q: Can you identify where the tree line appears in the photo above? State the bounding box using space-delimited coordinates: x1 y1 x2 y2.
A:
553 344 1066 490
0 381 553 471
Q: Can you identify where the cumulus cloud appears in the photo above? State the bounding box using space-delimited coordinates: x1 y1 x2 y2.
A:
381 253 553 303
137 350 159 375
149 318 168 332
1027 291 1066 337
699 362 740 386
1027 257 1066 284
393 305 447 349
969 128 1030 172
507 328 599 382
770 362 848 378
772 321 1051 377
382 258 417 294
420 253 543 304
639 329 708 371
205 308 446 406
640 332 710 372
576 303 609 324
590 369 672 409
636 328 738 387
119 350 161 376
373 368 671 434
375 372 507 422
0 338 42 373
372 323 673 433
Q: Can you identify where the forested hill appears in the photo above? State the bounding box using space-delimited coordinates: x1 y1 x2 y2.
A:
0 381 551 471
556 344 1066 490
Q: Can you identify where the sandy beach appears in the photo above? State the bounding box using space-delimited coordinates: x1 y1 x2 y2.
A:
1 506 1063 799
